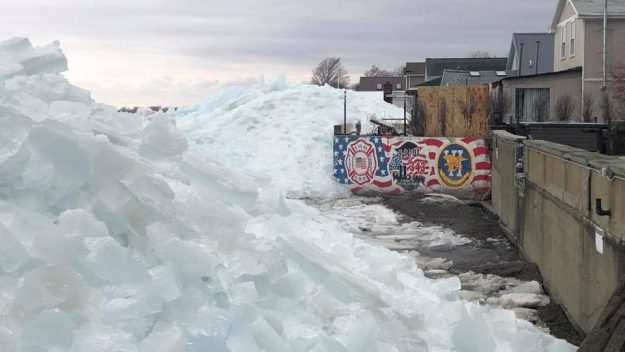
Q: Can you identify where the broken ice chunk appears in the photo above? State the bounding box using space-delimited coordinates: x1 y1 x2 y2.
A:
18 40 68 76
84 237 150 284
510 280 544 295
152 238 218 282
21 124 90 198
59 209 109 239
140 114 188 157
139 323 186 352
21 310 74 349
0 111 33 166
13 265 89 313
48 101 92 124
228 282 258 305
148 262 181 302
0 223 29 272
0 326 17 352
500 293 550 309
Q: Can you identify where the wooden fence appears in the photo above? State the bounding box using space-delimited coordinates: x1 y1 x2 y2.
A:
418 85 490 138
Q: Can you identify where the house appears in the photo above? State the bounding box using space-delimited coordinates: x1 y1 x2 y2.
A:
424 57 509 82
551 0 625 118
507 33 555 76
440 70 509 86
501 0 625 123
404 62 426 89
497 67 583 122
356 76 407 107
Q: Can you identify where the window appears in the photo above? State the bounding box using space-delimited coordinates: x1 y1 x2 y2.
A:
570 20 576 56
515 88 550 122
376 83 382 90
469 71 481 77
396 83 402 90
496 71 508 77
560 25 566 59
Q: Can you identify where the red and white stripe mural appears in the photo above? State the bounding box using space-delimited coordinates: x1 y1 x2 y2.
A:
333 136 491 198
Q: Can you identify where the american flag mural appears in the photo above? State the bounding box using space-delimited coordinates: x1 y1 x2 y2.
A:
333 136 492 198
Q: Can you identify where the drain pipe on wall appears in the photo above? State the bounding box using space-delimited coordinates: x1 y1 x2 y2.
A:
603 0 608 90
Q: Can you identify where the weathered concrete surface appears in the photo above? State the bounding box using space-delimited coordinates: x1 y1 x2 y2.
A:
579 277 625 352
491 131 625 335
385 195 583 345
492 130 525 242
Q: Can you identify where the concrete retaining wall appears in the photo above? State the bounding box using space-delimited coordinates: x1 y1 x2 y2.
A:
492 130 625 334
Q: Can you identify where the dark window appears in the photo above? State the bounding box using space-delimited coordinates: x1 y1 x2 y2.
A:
515 88 550 122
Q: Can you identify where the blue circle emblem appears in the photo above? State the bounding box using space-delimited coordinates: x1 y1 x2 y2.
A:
436 143 474 189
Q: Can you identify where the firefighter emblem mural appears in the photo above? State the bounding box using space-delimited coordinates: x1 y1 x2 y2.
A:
344 139 378 185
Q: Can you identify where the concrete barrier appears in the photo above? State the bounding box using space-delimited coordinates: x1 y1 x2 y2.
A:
492 130 625 334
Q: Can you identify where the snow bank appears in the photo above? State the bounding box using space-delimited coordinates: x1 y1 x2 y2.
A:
0 38 575 351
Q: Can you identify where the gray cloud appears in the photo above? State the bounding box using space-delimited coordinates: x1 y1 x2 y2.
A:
1 0 557 105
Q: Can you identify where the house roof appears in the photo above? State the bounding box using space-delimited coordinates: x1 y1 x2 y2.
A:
573 0 625 16
440 70 509 86
497 66 582 82
425 57 508 78
414 77 443 87
551 0 625 29
357 76 404 91
507 33 554 74
405 62 425 75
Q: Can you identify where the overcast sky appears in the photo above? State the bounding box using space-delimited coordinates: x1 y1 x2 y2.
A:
1 0 556 107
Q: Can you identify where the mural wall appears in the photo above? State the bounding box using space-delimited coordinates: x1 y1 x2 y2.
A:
333 135 492 198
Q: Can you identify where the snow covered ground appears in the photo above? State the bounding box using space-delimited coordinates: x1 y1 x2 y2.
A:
0 38 576 351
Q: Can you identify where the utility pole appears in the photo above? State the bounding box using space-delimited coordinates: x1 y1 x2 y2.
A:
403 96 407 135
343 90 347 134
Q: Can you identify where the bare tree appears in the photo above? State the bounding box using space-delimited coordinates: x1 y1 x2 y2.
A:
409 98 427 136
533 94 550 122
487 91 512 124
311 57 350 88
555 94 575 121
364 65 405 77
459 91 478 125
600 92 614 123
439 98 448 136
392 65 406 76
583 93 596 122
469 50 497 58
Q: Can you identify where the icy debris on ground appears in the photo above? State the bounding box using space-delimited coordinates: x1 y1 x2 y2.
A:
315 197 471 249
500 293 551 309
0 37 575 351
420 193 464 204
